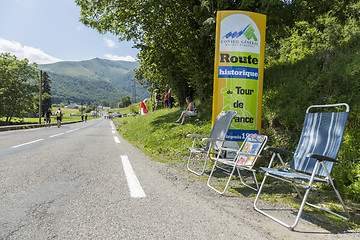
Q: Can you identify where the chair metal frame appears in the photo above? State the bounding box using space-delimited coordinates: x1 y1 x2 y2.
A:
207 134 268 194
254 103 350 230
186 110 237 175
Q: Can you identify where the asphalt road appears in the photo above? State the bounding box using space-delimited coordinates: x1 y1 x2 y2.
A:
0 118 359 239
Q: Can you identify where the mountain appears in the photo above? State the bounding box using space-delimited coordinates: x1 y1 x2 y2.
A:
38 58 150 105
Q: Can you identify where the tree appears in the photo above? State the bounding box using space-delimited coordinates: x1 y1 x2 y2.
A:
75 0 295 103
42 71 52 114
101 100 109 107
75 0 353 104
79 100 85 114
0 53 38 124
76 0 199 102
119 96 131 108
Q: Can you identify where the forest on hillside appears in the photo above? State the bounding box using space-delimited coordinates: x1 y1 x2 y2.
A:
76 0 360 201
38 58 150 105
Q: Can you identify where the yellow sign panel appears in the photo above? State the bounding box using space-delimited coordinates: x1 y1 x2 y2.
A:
212 11 266 142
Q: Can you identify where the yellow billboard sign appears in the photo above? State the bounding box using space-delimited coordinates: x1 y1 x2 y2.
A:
212 11 266 142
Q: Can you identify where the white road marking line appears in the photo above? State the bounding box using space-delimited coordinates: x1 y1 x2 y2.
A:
49 133 64 138
121 155 146 198
112 130 115 134
66 130 74 133
114 136 120 143
11 138 44 149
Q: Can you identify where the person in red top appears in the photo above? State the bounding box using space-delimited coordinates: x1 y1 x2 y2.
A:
163 91 169 108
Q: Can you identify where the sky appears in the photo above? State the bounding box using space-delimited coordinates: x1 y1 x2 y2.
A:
0 0 139 64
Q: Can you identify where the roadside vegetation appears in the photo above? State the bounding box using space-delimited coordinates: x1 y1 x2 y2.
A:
112 100 213 165
0 53 39 125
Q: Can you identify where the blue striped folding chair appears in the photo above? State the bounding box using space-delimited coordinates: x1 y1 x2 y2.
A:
254 103 350 230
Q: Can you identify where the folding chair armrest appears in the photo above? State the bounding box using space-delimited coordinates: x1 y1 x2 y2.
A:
307 153 339 163
202 137 225 143
265 147 293 156
187 134 208 138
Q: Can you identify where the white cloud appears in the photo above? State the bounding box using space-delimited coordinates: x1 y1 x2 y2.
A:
104 54 137 62
0 38 62 64
104 38 116 48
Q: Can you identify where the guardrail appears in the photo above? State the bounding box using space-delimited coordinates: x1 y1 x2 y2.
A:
0 120 83 132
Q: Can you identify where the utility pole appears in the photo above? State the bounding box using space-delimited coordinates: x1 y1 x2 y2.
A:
132 77 136 103
38 70 43 124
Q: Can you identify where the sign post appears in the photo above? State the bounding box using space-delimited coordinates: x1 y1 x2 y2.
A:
212 11 266 142
38 70 43 124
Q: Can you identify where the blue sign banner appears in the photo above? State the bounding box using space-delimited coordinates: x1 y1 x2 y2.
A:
226 129 259 142
218 66 259 79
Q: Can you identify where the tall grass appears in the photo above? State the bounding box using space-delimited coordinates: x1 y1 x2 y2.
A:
113 104 211 166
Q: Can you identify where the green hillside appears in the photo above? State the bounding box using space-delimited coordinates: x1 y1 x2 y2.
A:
38 58 150 105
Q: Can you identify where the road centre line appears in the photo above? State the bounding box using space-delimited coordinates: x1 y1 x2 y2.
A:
49 132 65 138
114 136 120 143
9 119 100 149
11 138 44 149
9 122 91 149
121 155 146 198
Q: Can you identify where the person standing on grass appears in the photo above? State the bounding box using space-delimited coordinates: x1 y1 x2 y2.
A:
168 88 173 109
55 108 63 128
45 108 52 127
174 97 198 125
153 89 160 111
